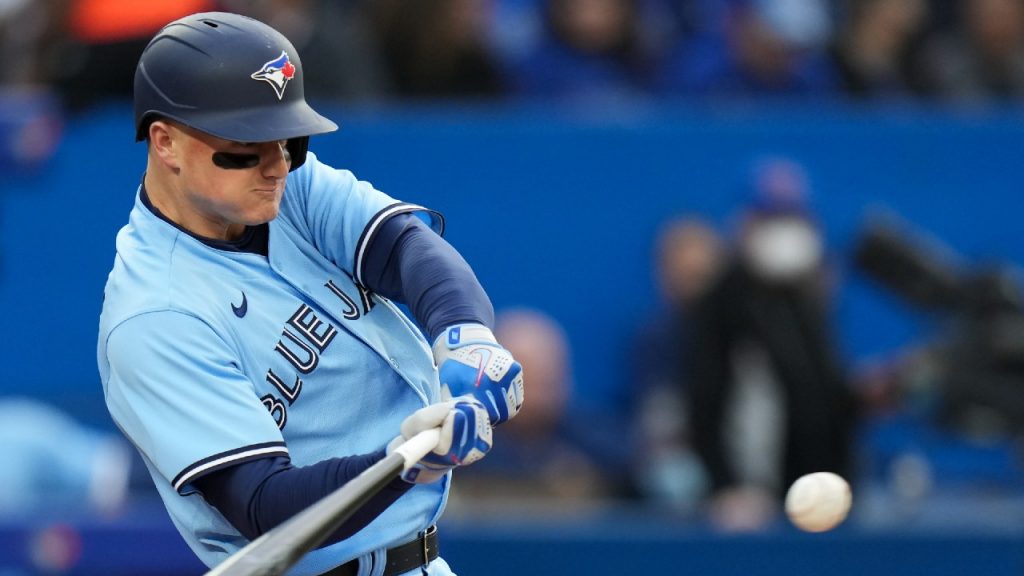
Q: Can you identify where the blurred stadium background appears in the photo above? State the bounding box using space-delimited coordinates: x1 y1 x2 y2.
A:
6 0 1024 574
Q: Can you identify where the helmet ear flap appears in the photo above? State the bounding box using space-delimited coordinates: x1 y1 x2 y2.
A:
286 136 309 171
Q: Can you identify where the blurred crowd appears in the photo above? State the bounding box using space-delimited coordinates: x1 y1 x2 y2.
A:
454 155 1024 532
6 0 1024 108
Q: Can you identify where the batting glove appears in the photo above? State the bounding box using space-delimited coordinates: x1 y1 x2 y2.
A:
432 323 525 426
388 399 493 484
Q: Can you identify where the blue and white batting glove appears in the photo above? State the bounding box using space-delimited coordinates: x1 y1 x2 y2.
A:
432 323 525 426
388 399 493 484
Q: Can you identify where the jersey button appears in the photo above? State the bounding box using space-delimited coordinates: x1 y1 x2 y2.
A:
389 357 399 368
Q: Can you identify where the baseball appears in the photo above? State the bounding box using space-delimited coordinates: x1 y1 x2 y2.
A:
785 472 852 532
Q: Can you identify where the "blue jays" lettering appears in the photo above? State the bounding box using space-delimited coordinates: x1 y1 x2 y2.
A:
259 278 374 429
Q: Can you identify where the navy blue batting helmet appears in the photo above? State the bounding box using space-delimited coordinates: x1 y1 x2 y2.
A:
133 12 337 170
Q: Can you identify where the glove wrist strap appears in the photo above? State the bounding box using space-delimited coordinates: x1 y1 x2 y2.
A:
432 323 496 359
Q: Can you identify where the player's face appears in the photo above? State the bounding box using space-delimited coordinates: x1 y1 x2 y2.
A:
173 124 291 238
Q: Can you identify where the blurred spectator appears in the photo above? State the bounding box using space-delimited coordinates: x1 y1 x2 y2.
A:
932 0 1024 101
52 0 216 110
499 0 660 101
370 0 506 99
0 89 62 173
222 0 388 101
630 217 724 512
488 0 544 65
0 0 64 88
828 0 940 99
686 157 856 531
448 308 612 514
656 0 838 98
0 397 132 516
653 0 728 41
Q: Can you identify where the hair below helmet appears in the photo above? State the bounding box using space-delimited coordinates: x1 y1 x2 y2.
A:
133 12 337 170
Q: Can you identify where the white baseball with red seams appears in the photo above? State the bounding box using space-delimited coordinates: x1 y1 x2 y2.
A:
785 472 852 532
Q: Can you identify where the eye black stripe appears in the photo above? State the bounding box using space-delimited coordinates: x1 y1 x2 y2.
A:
212 152 261 169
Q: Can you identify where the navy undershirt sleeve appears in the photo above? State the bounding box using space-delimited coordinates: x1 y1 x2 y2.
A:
361 213 494 341
194 452 412 545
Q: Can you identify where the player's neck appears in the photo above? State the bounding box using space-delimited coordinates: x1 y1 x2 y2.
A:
143 162 246 241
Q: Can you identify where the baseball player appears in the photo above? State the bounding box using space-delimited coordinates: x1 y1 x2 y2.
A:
97 12 524 576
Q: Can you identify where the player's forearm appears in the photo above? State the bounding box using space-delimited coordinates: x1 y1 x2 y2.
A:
196 451 413 545
362 213 494 339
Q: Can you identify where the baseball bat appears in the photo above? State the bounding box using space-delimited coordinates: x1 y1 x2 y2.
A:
205 428 441 576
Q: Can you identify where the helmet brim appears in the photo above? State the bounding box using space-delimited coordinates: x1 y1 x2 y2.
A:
138 98 338 143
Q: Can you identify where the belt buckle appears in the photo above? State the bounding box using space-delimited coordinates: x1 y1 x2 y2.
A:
420 525 436 568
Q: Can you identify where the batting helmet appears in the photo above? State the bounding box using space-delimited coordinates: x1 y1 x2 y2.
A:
133 12 338 170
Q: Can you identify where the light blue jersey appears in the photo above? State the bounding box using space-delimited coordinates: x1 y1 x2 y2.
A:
98 153 454 576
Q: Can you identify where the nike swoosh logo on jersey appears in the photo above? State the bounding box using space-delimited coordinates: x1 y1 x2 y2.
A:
232 292 248 318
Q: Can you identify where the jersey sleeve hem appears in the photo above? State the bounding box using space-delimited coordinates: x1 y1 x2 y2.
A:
354 202 445 286
172 441 289 494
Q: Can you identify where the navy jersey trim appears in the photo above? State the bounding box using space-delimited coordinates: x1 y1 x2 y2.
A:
140 183 270 255
354 202 445 286
172 441 289 493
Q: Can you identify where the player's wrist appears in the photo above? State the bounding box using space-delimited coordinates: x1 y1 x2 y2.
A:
432 323 497 360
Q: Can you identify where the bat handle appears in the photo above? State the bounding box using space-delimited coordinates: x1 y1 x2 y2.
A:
392 428 442 471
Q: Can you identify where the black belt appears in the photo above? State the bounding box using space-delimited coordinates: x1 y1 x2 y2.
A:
320 525 438 576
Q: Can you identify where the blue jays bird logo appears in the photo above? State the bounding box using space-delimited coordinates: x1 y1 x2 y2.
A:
251 51 296 100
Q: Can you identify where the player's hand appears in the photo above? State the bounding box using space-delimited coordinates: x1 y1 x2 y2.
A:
388 399 493 484
432 323 524 426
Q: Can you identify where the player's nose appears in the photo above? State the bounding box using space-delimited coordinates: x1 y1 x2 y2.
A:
260 141 290 179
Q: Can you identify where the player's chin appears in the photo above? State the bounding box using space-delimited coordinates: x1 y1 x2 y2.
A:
252 189 283 218
244 198 282 224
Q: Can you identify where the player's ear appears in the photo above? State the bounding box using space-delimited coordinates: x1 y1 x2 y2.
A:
148 120 182 171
